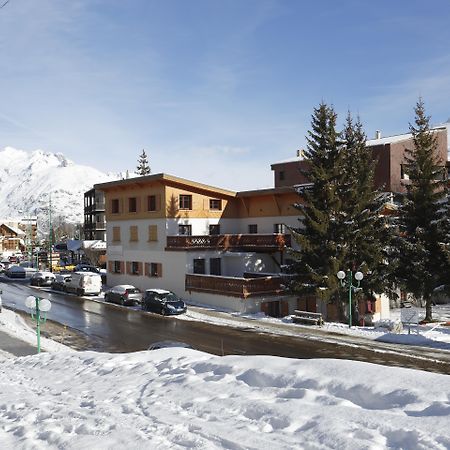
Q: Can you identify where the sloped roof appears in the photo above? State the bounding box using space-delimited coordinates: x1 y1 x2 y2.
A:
95 173 236 198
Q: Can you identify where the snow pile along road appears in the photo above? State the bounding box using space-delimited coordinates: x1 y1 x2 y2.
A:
0 349 449 449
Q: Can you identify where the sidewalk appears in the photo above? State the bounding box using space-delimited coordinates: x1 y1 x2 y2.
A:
0 329 37 357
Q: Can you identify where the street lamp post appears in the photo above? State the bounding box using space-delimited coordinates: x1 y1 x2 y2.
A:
336 270 364 328
48 193 53 272
25 296 52 353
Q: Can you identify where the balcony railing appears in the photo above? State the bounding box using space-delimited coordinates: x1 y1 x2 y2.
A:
185 273 286 298
167 233 291 251
84 222 106 231
85 202 106 213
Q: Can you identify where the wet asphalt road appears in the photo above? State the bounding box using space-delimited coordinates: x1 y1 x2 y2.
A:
1 276 450 374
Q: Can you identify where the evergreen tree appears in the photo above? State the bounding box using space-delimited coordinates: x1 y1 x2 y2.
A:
395 99 450 321
289 103 346 316
136 149 151 176
289 104 394 323
339 114 396 309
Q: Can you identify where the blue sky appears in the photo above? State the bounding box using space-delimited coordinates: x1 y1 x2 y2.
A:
1 0 450 190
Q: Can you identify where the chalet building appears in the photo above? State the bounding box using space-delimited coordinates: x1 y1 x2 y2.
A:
84 188 107 241
95 174 301 316
271 127 448 192
0 223 26 253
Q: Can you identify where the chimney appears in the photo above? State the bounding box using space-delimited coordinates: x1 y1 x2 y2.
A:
375 130 381 139
296 149 300 157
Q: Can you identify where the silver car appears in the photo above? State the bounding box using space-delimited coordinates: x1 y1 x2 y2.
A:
104 285 142 306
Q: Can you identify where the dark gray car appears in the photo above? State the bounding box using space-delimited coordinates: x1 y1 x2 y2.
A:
51 273 72 291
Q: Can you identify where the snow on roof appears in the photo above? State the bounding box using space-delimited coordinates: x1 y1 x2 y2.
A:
146 288 171 294
271 156 303 165
0 223 25 236
366 125 447 147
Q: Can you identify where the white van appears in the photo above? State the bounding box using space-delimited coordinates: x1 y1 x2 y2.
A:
65 272 102 296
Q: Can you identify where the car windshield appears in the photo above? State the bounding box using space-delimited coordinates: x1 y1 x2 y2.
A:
127 288 141 294
155 292 179 302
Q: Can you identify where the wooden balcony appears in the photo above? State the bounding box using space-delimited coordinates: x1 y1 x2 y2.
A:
185 273 286 298
166 233 291 251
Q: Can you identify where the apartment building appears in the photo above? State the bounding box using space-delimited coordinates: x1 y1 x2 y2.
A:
271 127 449 192
95 174 301 315
84 188 107 241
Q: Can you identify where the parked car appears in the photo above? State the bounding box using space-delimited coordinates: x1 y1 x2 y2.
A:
73 264 100 273
30 271 56 287
51 273 72 291
4 265 26 278
104 285 142 306
65 272 102 296
148 341 194 350
142 289 187 315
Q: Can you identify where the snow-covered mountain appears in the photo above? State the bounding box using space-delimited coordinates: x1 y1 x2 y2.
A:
0 147 118 225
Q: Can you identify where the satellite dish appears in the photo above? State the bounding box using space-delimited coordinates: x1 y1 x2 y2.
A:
25 296 36 308
39 299 51 312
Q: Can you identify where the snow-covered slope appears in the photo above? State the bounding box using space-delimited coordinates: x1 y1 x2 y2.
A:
0 147 117 224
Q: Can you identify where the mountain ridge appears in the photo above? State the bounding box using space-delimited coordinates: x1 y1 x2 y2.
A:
0 146 118 226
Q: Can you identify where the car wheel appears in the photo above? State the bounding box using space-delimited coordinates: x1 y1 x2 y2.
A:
161 307 167 316
120 298 125 306
104 294 109 302
77 288 84 296
37 280 42 287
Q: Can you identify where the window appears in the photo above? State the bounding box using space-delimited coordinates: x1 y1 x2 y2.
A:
148 262 162 277
401 164 410 180
209 199 222 210
148 225 158 241
112 226 121 242
179 224 192 236
210 258 221 276
209 224 220 235
113 261 122 274
130 261 140 275
193 258 206 274
274 223 286 234
130 225 138 242
179 194 192 210
129 197 137 213
147 195 157 211
279 171 285 181
111 199 120 214
248 224 258 234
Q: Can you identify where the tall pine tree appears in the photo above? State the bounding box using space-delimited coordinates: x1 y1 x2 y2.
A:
339 113 394 302
289 104 394 323
395 99 450 321
137 149 151 176
289 103 346 316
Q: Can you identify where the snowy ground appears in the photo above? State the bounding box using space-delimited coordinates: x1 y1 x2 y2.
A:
1 304 450 449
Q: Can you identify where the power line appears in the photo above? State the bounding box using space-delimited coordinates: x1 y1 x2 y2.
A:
0 1 10 9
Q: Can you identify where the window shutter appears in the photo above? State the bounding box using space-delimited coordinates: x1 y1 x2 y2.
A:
148 225 158 241
126 261 132 275
156 194 161 211
138 262 143 276
113 226 121 242
120 261 125 274
130 226 138 241
145 262 150 276
136 196 141 213
108 261 113 272
119 198 124 214
157 263 162 278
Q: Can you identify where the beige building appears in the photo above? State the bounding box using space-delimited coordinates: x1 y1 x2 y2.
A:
96 174 300 316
